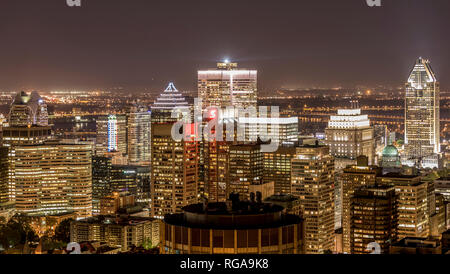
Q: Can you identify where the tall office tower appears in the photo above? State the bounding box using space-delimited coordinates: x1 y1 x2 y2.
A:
92 156 112 215
150 123 198 219
0 147 8 203
127 105 151 166
227 143 264 201
350 185 397 254
2 125 52 202
204 140 232 202
377 174 429 239
340 156 381 253
291 144 335 254
13 141 92 219
325 108 375 169
198 62 257 112
151 82 189 123
404 58 440 169
238 116 299 145
110 165 151 203
429 194 446 238
150 84 198 219
8 91 48 127
263 145 297 195
95 114 127 156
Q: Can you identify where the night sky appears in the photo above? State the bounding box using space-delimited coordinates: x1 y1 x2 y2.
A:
0 0 449 91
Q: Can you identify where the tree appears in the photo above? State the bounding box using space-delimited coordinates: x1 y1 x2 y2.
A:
141 238 154 250
0 219 38 249
53 218 73 243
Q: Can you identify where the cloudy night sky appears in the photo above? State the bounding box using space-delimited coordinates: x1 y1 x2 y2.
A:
0 0 449 91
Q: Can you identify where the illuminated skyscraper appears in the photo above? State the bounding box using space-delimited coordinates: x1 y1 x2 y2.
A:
95 114 127 156
13 141 92 219
377 174 429 239
404 57 440 169
263 145 297 195
151 82 189 123
291 143 335 254
8 91 48 127
0 147 8 203
198 62 257 112
127 105 151 166
92 156 112 214
228 143 264 201
150 84 198 218
340 156 381 253
350 185 397 254
325 108 375 169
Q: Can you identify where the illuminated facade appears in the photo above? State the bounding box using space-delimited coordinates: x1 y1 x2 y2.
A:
92 156 112 215
127 105 151 166
325 108 375 168
350 185 397 254
340 157 381 253
13 141 93 219
377 174 429 239
263 145 297 195
198 62 257 112
0 147 8 203
404 58 440 169
150 84 198 218
228 143 264 201
204 140 231 202
8 91 48 127
110 165 151 203
2 126 52 201
70 216 160 252
150 123 198 219
291 144 335 254
238 117 299 145
95 114 127 156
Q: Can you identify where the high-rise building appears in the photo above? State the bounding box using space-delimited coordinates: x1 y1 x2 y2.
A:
340 156 382 253
13 141 92 219
198 62 257 113
325 108 375 169
263 145 297 195
404 58 440 169
95 114 127 157
377 174 429 239
8 91 48 127
350 185 397 254
203 140 232 202
151 82 190 123
291 144 335 254
238 117 299 145
150 84 198 218
92 156 112 215
110 165 151 203
150 123 198 219
127 105 151 166
228 143 264 201
0 147 8 204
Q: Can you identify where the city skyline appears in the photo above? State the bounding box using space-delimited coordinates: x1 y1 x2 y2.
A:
1 0 450 91
1 0 450 258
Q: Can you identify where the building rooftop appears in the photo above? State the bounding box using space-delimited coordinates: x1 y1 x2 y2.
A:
164 200 303 230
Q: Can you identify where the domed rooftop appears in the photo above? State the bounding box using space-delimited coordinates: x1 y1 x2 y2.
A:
382 145 399 157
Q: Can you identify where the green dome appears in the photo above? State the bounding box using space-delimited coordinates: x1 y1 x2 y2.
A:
382 145 399 157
